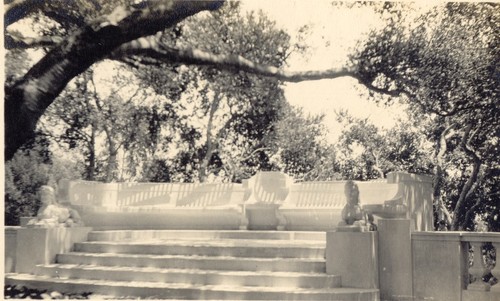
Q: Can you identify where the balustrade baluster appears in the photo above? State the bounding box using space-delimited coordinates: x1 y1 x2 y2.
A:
490 242 500 292
468 241 490 291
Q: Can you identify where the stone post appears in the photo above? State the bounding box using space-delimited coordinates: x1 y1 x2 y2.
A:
378 218 412 300
412 232 467 301
326 231 379 289
15 227 92 274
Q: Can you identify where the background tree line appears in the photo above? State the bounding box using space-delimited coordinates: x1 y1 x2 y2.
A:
4 1 498 231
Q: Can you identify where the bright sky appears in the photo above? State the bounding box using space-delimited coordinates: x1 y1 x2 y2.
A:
241 0 409 142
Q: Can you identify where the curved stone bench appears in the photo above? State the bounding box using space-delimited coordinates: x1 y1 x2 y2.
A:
279 180 403 231
58 171 433 231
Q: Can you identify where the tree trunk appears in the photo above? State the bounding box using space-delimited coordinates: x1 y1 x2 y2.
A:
451 126 482 231
85 128 97 181
101 122 120 183
105 146 119 183
451 157 481 230
461 171 485 230
372 152 385 179
199 93 222 182
433 125 455 229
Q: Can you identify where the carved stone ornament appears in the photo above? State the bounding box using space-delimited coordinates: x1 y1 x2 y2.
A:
26 185 84 228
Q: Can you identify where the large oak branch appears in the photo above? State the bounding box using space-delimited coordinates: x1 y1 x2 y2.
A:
112 39 358 82
4 0 45 27
5 31 63 49
4 0 224 160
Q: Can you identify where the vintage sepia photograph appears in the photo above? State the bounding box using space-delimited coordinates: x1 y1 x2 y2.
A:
3 0 499 300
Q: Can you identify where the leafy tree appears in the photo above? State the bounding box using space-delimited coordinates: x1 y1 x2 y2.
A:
336 110 387 179
5 134 82 225
41 70 102 180
141 159 172 183
334 109 432 181
351 2 499 230
4 0 365 160
131 2 292 182
4 0 227 159
42 63 177 182
383 120 433 175
4 0 498 231
268 105 337 181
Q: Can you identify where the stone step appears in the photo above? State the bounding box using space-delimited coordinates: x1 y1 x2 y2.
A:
88 230 326 242
34 264 341 289
73 240 326 258
5 273 379 300
57 252 326 273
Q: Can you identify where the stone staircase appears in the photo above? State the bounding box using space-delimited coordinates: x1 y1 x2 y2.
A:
5 230 379 300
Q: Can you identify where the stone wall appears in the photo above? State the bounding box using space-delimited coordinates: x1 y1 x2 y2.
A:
7 227 91 274
5 226 19 273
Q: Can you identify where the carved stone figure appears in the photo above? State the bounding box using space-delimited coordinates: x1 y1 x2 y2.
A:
338 180 376 231
341 180 365 225
27 186 84 228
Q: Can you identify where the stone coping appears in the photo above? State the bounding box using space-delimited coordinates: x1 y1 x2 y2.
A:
412 231 500 242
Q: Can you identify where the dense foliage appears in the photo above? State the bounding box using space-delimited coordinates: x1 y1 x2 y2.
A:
351 2 499 230
4 1 498 231
4 135 82 225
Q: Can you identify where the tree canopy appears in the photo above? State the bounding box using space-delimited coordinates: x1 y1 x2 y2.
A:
3 0 386 160
350 2 499 230
4 1 499 230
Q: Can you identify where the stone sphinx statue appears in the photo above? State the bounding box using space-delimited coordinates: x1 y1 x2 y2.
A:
341 180 365 225
27 186 84 228
338 180 376 231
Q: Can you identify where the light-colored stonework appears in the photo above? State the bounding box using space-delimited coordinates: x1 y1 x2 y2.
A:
58 171 433 231
5 172 499 301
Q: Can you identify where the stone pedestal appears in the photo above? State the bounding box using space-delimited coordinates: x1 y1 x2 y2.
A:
326 231 378 289
15 227 91 274
245 204 283 230
378 219 412 300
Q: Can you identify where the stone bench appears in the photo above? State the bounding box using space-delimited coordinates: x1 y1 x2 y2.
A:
279 181 346 231
278 180 402 231
61 180 247 230
59 171 433 231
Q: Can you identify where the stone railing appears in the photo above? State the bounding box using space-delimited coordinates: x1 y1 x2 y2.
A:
462 233 500 293
58 171 433 231
412 232 500 301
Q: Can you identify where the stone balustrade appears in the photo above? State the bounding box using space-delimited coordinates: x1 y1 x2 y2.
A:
412 231 500 301
58 171 433 231
462 233 500 293
5 226 19 273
